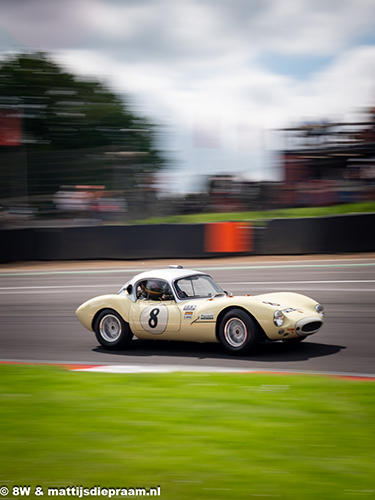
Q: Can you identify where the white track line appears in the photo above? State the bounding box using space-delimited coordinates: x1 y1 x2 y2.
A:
1 360 374 378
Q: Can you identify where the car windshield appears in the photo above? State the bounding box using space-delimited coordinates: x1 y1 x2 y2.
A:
174 275 225 300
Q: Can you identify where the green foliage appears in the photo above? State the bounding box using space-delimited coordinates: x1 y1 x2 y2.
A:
133 201 375 225
0 52 163 196
0 52 147 150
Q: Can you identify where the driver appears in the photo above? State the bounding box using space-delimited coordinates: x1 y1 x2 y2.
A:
141 280 172 301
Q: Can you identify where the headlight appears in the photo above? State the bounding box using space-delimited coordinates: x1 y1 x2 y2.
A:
273 310 284 327
315 304 324 317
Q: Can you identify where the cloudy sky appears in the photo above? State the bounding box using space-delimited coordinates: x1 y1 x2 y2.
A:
1 0 375 191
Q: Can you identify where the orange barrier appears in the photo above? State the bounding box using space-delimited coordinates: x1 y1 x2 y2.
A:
204 222 253 253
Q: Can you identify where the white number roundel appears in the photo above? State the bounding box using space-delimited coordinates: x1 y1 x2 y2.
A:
140 305 168 334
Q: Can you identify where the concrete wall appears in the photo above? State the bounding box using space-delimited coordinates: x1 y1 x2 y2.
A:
263 213 375 254
0 213 374 263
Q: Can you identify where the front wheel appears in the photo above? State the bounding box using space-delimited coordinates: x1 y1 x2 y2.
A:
94 309 133 350
218 309 259 355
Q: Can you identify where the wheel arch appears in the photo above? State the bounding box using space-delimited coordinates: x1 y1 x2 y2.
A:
92 307 125 331
215 305 266 342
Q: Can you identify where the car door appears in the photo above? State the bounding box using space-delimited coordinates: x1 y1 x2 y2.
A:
129 279 181 338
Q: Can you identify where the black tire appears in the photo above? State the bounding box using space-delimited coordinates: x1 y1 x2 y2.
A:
93 309 133 350
218 308 259 355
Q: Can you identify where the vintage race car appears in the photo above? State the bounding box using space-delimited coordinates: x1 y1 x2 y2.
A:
76 266 324 355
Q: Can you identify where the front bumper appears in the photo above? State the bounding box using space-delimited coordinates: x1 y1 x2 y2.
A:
295 316 324 337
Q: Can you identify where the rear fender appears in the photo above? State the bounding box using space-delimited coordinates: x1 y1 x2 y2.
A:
76 294 132 332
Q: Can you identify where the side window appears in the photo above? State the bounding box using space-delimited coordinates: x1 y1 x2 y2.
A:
174 275 223 299
136 280 174 301
136 281 148 300
175 278 194 298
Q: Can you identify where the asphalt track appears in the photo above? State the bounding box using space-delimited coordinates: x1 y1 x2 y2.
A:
1 254 375 376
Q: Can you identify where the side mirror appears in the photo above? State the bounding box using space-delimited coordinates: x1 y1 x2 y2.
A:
126 284 133 294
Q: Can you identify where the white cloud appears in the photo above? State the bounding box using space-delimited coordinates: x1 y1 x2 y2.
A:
86 2 159 41
282 46 375 124
226 0 375 56
0 0 102 49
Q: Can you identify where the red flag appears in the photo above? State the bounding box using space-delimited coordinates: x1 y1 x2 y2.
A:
0 110 22 146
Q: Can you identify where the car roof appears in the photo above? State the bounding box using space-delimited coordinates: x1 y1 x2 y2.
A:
128 267 206 285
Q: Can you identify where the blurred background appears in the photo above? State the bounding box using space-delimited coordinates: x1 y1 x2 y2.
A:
1 0 375 227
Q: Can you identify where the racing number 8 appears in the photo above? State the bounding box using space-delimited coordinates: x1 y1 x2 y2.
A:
140 304 168 334
148 308 160 329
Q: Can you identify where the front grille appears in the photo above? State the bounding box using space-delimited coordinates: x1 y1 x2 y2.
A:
301 321 322 333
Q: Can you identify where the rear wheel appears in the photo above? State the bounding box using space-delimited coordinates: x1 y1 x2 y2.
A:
94 309 133 350
218 309 259 355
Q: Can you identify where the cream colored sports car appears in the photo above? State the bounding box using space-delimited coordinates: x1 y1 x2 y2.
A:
76 266 324 355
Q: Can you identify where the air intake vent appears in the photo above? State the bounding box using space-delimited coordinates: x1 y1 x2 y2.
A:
301 322 322 333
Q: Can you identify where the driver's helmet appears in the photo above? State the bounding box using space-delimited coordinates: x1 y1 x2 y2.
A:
142 280 167 300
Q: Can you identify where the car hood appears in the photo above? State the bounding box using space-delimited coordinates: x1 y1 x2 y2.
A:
249 291 318 311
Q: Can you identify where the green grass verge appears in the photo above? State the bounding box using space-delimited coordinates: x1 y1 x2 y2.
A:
132 202 375 225
1 365 374 500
